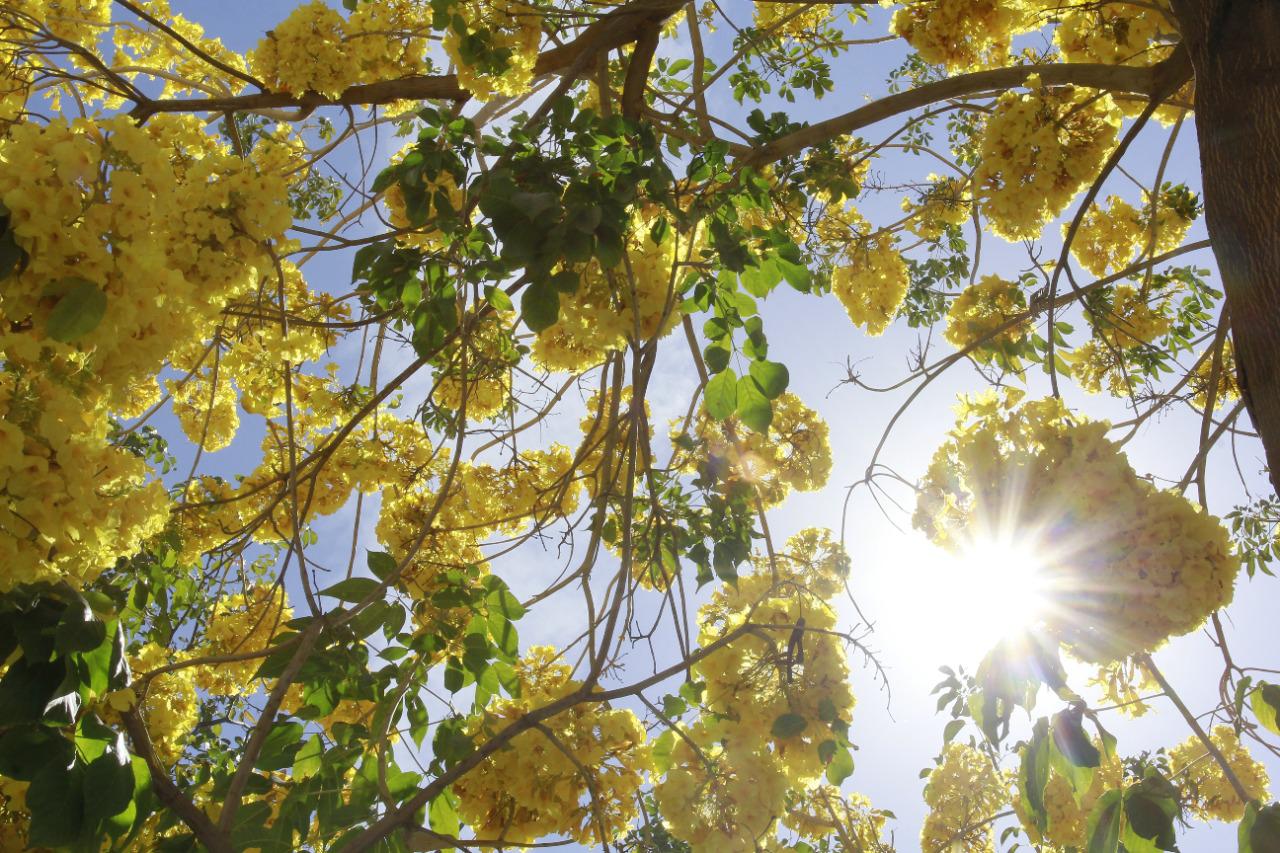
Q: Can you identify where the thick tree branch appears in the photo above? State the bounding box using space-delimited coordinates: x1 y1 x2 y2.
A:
742 49 1192 168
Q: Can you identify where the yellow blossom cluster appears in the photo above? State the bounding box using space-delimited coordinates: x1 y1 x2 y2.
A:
685 392 832 507
944 275 1030 364
915 393 1239 662
920 742 1009 852
1190 340 1240 410
442 0 543 100
1054 2 1168 67
1013 741 1123 848
1088 655 1157 717
0 777 30 850
654 718 791 851
1169 725 1270 822
168 368 240 452
973 79 1122 241
126 642 200 764
754 2 833 40
654 529 854 850
830 234 909 336
195 584 293 693
251 0 431 98
1068 195 1193 278
783 786 893 849
904 175 971 240
532 213 688 373
0 114 291 591
891 0 1032 70
433 317 515 421
376 444 578 602
454 646 650 845
111 0 249 99
696 534 855 780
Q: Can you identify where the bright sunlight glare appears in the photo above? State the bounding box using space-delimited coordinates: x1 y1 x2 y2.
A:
866 531 1050 667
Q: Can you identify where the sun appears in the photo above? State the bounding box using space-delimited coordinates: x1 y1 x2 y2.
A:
864 530 1051 667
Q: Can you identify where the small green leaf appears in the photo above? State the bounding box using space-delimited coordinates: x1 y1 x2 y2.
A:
293 734 324 779
1086 789 1124 853
1251 683 1280 736
748 360 789 399
45 278 106 343
367 550 398 580
825 743 854 785
704 367 738 421
484 284 513 312
520 279 560 333
771 713 807 738
429 789 461 838
736 376 772 433
319 577 381 602
651 729 675 775
1020 718 1052 833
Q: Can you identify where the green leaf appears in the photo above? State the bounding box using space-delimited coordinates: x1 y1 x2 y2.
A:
255 721 305 771
367 551 398 580
736 376 772 433
1086 789 1124 853
26 759 85 847
1251 683 1280 736
429 789 461 838
703 342 731 374
520 279 560 333
83 735 135 831
1020 718 1052 834
825 743 854 785
0 725 73 781
293 735 324 780
1051 707 1100 798
651 730 675 775
1240 801 1280 853
484 284 513 312
770 712 807 739
748 360 789 399
320 577 382 602
45 278 106 343
704 367 738 421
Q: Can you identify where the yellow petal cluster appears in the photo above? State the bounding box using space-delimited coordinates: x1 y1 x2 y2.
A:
1169 725 1270 822
454 646 650 845
974 80 1121 241
830 234 909 337
920 742 1009 853
915 394 1238 662
943 274 1030 363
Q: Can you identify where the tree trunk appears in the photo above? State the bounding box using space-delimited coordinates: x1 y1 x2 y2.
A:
1170 0 1280 493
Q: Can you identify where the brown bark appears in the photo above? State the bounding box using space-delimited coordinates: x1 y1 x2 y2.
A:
1170 0 1280 492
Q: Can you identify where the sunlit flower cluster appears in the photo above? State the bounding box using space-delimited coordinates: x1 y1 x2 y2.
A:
532 213 688 373
915 393 1239 662
920 742 1009 852
973 78 1122 241
1169 725 1270 822
904 175 971 240
891 0 1029 70
1068 194 1193 277
454 646 650 845
831 234 909 336
944 275 1030 364
442 0 543 100
1013 740 1123 848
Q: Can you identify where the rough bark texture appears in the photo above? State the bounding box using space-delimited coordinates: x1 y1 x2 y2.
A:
1171 0 1280 492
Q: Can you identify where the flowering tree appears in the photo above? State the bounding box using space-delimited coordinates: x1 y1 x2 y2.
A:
1 1 1278 851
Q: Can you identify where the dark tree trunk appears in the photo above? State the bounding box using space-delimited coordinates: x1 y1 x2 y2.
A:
1170 0 1280 493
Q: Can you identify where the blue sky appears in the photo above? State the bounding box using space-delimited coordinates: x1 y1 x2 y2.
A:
152 3 1274 849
